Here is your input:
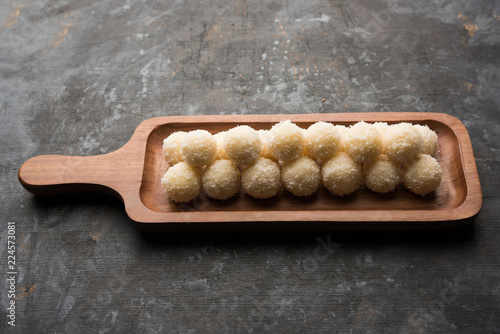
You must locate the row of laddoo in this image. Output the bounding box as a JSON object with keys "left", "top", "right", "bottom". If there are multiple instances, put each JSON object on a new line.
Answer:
{"left": 161, "top": 120, "right": 442, "bottom": 202}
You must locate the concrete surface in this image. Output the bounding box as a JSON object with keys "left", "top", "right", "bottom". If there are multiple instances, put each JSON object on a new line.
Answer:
{"left": 1, "top": 0, "right": 499, "bottom": 332}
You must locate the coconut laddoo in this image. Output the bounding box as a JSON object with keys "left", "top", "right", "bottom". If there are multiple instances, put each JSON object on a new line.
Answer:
{"left": 162, "top": 131, "right": 187, "bottom": 166}
{"left": 223, "top": 125, "right": 262, "bottom": 165}
{"left": 213, "top": 131, "right": 229, "bottom": 160}
{"left": 334, "top": 125, "right": 349, "bottom": 152}
{"left": 372, "top": 122, "right": 390, "bottom": 137}
{"left": 413, "top": 124, "right": 438, "bottom": 156}
{"left": 258, "top": 130, "right": 279, "bottom": 162}
{"left": 161, "top": 162, "right": 201, "bottom": 203}
{"left": 281, "top": 155, "right": 321, "bottom": 196}
{"left": 363, "top": 154, "right": 401, "bottom": 193}
{"left": 344, "top": 121, "right": 383, "bottom": 164}
{"left": 403, "top": 154, "right": 442, "bottom": 196}
{"left": 268, "top": 120, "right": 304, "bottom": 162}
{"left": 202, "top": 159, "right": 240, "bottom": 200}
{"left": 304, "top": 121, "right": 342, "bottom": 163}
{"left": 241, "top": 157, "right": 281, "bottom": 199}
{"left": 384, "top": 123, "right": 424, "bottom": 163}
{"left": 321, "top": 152, "right": 363, "bottom": 196}
{"left": 181, "top": 130, "right": 217, "bottom": 167}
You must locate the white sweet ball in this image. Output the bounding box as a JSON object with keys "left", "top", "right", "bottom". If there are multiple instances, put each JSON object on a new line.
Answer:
{"left": 363, "top": 154, "right": 401, "bottom": 193}
{"left": 162, "top": 131, "right": 187, "bottom": 166}
{"left": 372, "top": 122, "right": 390, "bottom": 137}
{"left": 213, "top": 131, "right": 229, "bottom": 160}
{"left": 161, "top": 162, "right": 201, "bottom": 203}
{"left": 223, "top": 125, "right": 262, "bottom": 165}
{"left": 258, "top": 130, "right": 279, "bottom": 162}
{"left": 241, "top": 157, "right": 281, "bottom": 199}
{"left": 268, "top": 120, "right": 304, "bottom": 162}
{"left": 413, "top": 124, "right": 438, "bottom": 156}
{"left": 384, "top": 123, "right": 424, "bottom": 163}
{"left": 281, "top": 155, "right": 321, "bottom": 196}
{"left": 202, "top": 159, "right": 240, "bottom": 200}
{"left": 403, "top": 154, "right": 442, "bottom": 196}
{"left": 304, "top": 122, "right": 342, "bottom": 163}
{"left": 181, "top": 130, "right": 217, "bottom": 167}
{"left": 334, "top": 125, "right": 349, "bottom": 152}
{"left": 321, "top": 152, "right": 363, "bottom": 196}
{"left": 344, "top": 121, "right": 383, "bottom": 164}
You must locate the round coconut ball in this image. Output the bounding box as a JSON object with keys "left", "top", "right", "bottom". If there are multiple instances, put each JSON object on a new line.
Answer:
{"left": 241, "top": 157, "right": 281, "bottom": 199}
{"left": 334, "top": 125, "right": 349, "bottom": 152}
{"left": 413, "top": 124, "right": 438, "bottom": 156}
{"left": 403, "top": 154, "right": 442, "bottom": 196}
{"left": 282, "top": 155, "right": 321, "bottom": 196}
{"left": 202, "top": 159, "right": 240, "bottom": 200}
{"left": 372, "top": 122, "right": 390, "bottom": 136}
{"left": 344, "top": 121, "right": 383, "bottom": 164}
{"left": 223, "top": 125, "right": 262, "bottom": 165}
{"left": 304, "top": 122, "right": 342, "bottom": 162}
{"left": 181, "top": 130, "right": 217, "bottom": 167}
{"left": 321, "top": 152, "right": 363, "bottom": 196}
{"left": 163, "top": 131, "right": 187, "bottom": 166}
{"left": 161, "top": 162, "right": 201, "bottom": 203}
{"left": 213, "top": 131, "right": 229, "bottom": 160}
{"left": 363, "top": 154, "right": 401, "bottom": 193}
{"left": 268, "top": 120, "right": 304, "bottom": 162}
{"left": 258, "top": 130, "right": 279, "bottom": 162}
{"left": 384, "top": 123, "right": 424, "bottom": 163}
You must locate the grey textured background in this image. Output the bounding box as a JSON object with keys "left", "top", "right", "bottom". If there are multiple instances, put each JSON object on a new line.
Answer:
{"left": 1, "top": 0, "right": 500, "bottom": 332}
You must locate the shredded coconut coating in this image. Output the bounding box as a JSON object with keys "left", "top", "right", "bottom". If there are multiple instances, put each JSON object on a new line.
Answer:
{"left": 372, "top": 122, "right": 389, "bottom": 135}
{"left": 321, "top": 152, "right": 363, "bottom": 196}
{"left": 413, "top": 124, "right": 438, "bottom": 156}
{"left": 202, "top": 159, "right": 240, "bottom": 200}
{"left": 162, "top": 131, "right": 186, "bottom": 166}
{"left": 268, "top": 120, "right": 304, "bottom": 162}
{"left": 384, "top": 122, "right": 424, "bottom": 163}
{"left": 160, "top": 121, "right": 442, "bottom": 202}
{"left": 334, "top": 125, "right": 349, "bottom": 152}
{"left": 403, "top": 154, "right": 442, "bottom": 196}
{"left": 344, "top": 121, "right": 383, "bottom": 164}
{"left": 181, "top": 130, "right": 217, "bottom": 167}
{"left": 241, "top": 157, "right": 281, "bottom": 199}
{"left": 304, "top": 121, "right": 342, "bottom": 163}
{"left": 282, "top": 155, "right": 321, "bottom": 196}
{"left": 363, "top": 154, "right": 401, "bottom": 193}
{"left": 258, "top": 130, "right": 279, "bottom": 162}
{"left": 223, "top": 125, "right": 263, "bottom": 165}
{"left": 161, "top": 162, "right": 201, "bottom": 203}
{"left": 213, "top": 131, "right": 229, "bottom": 160}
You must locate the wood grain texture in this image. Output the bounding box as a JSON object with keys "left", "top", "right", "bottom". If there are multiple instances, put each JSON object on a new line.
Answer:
{"left": 3, "top": 0, "right": 500, "bottom": 332}
{"left": 18, "top": 112, "right": 482, "bottom": 231}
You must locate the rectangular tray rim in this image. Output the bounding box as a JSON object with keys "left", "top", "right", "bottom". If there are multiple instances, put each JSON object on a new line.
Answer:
{"left": 128, "top": 112, "right": 482, "bottom": 229}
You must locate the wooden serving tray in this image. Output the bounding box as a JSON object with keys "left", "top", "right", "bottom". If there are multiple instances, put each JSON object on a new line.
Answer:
{"left": 18, "top": 113, "right": 482, "bottom": 232}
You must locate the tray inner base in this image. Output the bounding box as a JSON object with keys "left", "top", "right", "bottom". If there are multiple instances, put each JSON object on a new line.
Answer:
{"left": 140, "top": 120, "right": 467, "bottom": 214}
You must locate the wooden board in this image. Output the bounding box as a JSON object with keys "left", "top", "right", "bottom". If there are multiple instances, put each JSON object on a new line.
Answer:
{"left": 18, "top": 113, "right": 482, "bottom": 232}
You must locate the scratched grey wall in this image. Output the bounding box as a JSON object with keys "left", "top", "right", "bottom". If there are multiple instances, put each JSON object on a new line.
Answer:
{"left": 1, "top": 0, "right": 500, "bottom": 333}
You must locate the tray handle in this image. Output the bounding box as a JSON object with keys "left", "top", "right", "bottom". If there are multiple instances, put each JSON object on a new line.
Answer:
{"left": 18, "top": 154, "right": 125, "bottom": 198}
